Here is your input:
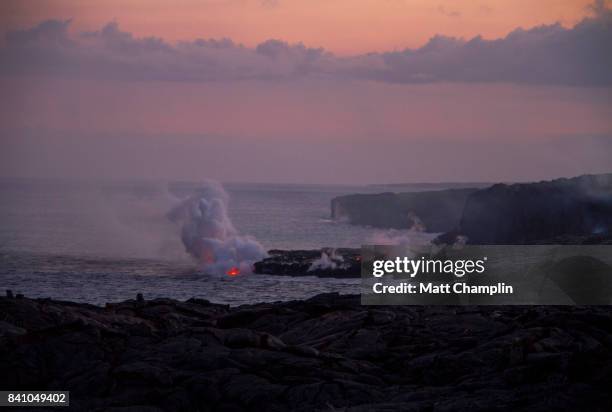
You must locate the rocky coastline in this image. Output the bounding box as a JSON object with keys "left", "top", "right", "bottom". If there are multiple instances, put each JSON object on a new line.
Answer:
{"left": 331, "top": 188, "right": 476, "bottom": 233}
{"left": 253, "top": 248, "right": 361, "bottom": 278}
{"left": 331, "top": 174, "right": 612, "bottom": 245}
{"left": 2, "top": 293, "right": 612, "bottom": 411}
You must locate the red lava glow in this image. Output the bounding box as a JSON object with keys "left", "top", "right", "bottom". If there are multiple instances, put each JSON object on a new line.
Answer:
{"left": 226, "top": 267, "right": 241, "bottom": 277}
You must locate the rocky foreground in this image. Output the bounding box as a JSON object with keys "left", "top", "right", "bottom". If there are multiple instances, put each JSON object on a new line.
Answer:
{"left": 1, "top": 294, "right": 612, "bottom": 411}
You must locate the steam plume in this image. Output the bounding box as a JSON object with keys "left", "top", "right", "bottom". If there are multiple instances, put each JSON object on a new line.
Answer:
{"left": 308, "top": 249, "right": 345, "bottom": 271}
{"left": 167, "top": 180, "right": 266, "bottom": 275}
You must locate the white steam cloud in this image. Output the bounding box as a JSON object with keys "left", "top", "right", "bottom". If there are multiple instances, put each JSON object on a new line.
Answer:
{"left": 308, "top": 249, "right": 345, "bottom": 271}
{"left": 167, "top": 180, "right": 267, "bottom": 275}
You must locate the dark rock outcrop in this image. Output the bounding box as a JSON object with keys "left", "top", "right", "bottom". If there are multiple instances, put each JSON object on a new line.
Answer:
{"left": 253, "top": 248, "right": 360, "bottom": 278}
{"left": 331, "top": 188, "right": 478, "bottom": 232}
{"left": 1, "top": 294, "right": 612, "bottom": 411}
{"left": 333, "top": 174, "right": 612, "bottom": 244}
{"left": 458, "top": 174, "right": 612, "bottom": 244}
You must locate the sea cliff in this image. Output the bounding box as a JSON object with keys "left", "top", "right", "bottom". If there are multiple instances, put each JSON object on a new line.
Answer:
{"left": 331, "top": 174, "right": 612, "bottom": 244}
{"left": 458, "top": 174, "right": 612, "bottom": 244}
{"left": 331, "top": 188, "right": 477, "bottom": 233}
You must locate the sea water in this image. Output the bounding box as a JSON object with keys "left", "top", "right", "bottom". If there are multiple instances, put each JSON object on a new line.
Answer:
{"left": 0, "top": 179, "right": 459, "bottom": 305}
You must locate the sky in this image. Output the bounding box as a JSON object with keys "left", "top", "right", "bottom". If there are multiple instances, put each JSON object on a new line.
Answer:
{"left": 0, "top": 0, "right": 611, "bottom": 184}
{"left": 0, "top": 0, "right": 600, "bottom": 54}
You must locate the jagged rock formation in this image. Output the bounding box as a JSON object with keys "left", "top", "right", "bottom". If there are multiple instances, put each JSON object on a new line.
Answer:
{"left": 253, "top": 248, "right": 360, "bottom": 278}
{"left": 332, "top": 174, "right": 612, "bottom": 244}
{"left": 458, "top": 174, "right": 612, "bottom": 244}
{"left": 1, "top": 294, "right": 611, "bottom": 411}
{"left": 331, "top": 188, "right": 478, "bottom": 232}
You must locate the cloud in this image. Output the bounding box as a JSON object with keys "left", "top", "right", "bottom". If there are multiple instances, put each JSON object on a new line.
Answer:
{"left": 1, "top": 20, "right": 334, "bottom": 82}
{"left": 371, "top": 6, "right": 612, "bottom": 86}
{"left": 1, "top": 2, "right": 610, "bottom": 86}
{"left": 589, "top": 0, "right": 609, "bottom": 16}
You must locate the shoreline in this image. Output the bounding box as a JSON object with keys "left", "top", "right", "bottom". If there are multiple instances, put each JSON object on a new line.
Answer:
{"left": 2, "top": 293, "right": 611, "bottom": 411}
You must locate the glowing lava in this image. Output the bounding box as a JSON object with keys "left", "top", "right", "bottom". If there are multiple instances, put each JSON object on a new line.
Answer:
{"left": 226, "top": 267, "right": 241, "bottom": 277}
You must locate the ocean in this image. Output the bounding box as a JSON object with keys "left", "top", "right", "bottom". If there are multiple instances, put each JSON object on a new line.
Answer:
{"left": 0, "top": 179, "right": 451, "bottom": 305}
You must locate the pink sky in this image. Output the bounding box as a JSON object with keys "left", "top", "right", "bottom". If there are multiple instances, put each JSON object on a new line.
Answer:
{"left": 0, "top": 1, "right": 610, "bottom": 183}
{"left": 0, "top": 0, "right": 597, "bottom": 54}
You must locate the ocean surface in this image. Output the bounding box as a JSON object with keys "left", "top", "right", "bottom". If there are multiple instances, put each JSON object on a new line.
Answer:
{"left": 0, "top": 179, "right": 461, "bottom": 305}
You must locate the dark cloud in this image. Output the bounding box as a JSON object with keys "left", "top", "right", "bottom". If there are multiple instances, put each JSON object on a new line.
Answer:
{"left": 372, "top": 6, "right": 612, "bottom": 86}
{"left": 1, "top": 20, "right": 333, "bottom": 81}
{"left": 5, "top": 19, "right": 73, "bottom": 46}
{"left": 1, "top": 3, "right": 610, "bottom": 86}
